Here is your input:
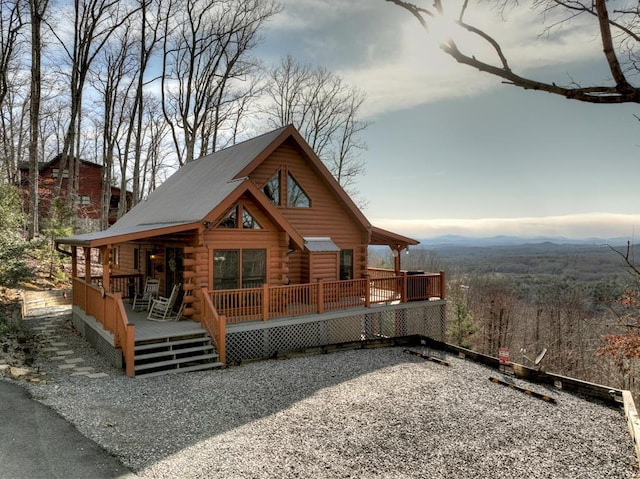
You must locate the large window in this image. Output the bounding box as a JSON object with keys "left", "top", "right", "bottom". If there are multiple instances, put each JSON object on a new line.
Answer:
{"left": 340, "top": 250, "right": 353, "bottom": 280}
{"left": 213, "top": 249, "right": 266, "bottom": 290}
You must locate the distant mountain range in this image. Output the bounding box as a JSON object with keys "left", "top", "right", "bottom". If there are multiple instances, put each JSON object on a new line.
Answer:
{"left": 416, "top": 235, "right": 633, "bottom": 248}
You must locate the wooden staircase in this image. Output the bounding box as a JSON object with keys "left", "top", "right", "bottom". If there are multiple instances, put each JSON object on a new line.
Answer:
{"left": 133, "top": 331, "right": 223, "bottom": 378}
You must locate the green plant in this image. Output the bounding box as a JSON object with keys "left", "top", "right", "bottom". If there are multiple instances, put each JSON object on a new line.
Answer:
{"left": 0, "top": 184, "right": 33, "bottom": 287}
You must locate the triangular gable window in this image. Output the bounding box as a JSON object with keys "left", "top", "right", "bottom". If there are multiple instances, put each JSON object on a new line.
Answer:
{"left": 287, "top": 172, "right": 310, "bottom": 208}
{"left": 217, "top": 204, "right": 262, "bottom": 230}
{"left": 218, "top": 207, "right": 237, "bottom": 228}
{"left": 242, "top": 209, "right": 262, "bottom": 229}
{"left": 263, "top": 171, "right": 280, "bottom": 206}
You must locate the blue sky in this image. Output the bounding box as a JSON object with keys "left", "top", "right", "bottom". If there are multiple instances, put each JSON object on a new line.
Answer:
{"left": 257, "top": 0, "right": 640, "bottom": 240}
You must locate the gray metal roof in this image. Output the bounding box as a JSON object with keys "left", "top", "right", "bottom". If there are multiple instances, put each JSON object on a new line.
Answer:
{"left": 58, "top": 126, "right": 288, "bottom": 245}
{"left": 112, "top": 126, "right": 288, "bottom": 231}
{"left": 304, "top": 237, "right": 340, "bottom": 252}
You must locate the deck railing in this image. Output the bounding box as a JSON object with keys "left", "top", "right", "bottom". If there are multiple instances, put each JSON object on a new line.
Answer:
{"left": 90, "top": 273, "right": 143, "bottom": 300}
{"left": 199, "top": 287, "right": 226, "bottom": 364}
{"left": 72, "top": 277, "right": 136, "bottom": 377}
{"left": 209, "top": 270, "right": 444, "bottom": 324}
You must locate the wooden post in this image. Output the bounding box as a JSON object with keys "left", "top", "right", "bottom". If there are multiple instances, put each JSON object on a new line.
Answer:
{"left": 262, "top": 283, "right": 269, "bottom": 321}
{"left": 218, "top": 315, "right": 226, "bottom": 364}
{"left": 318, "top": 280, "right": 324, "bottom": 314}
{"left": 394, "top": 249, "right": 401, "bottom": 275}
{"left": 102, "top": 246, "right": 111, "bottom": 293}
{"left": 83, "top": 247, "right": 91, "bottom": 283}
{"left": 401, "top": 273, "right": 407, "bottom": 303}
{"left": 439, "top": 271, "right": 446, "bottom": 299}
{"left": 365, "top": 276, "right": 370, "bottom": 308}
{"left": 125, "top": 324, "right": 135, "bottom": 378}
{"left": 71, "top": 247, "right": 78, "bottom": 279}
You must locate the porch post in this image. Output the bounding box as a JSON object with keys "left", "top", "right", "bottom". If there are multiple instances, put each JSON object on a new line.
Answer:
{"left": 439, "top": 271, "right": 446, "bottom": 300}
{"left": 393, "top": 247, "right": 401, "bottom": 275}
{"left": 71, "top": 247, "right": 78, "bottom": 278}
{"left": 83, "top": 247, "right": 91, "bottom": 283}
{"left": 102, "top": 246, "right": 112, "bottom": 293}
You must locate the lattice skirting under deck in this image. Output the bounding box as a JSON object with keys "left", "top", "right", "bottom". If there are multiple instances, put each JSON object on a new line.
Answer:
{"left": 225, "top": 300, "right": 446, "bottom": 364}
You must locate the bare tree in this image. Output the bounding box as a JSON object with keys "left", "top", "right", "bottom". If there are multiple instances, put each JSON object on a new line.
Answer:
{"left": 128, "top": 0, "right": 164, "bottom": 208}
{"left": 0, "top": 70, "right": 28, "bottom": 186}
{"left": 386, "top": 0, "right": 640, "bottom": 104}
{"left": 91, "top": 22, "right": 138, "bottom": 228}
{"left": 160, "top": 0, "right": 280, "bottom": 165}
{"left": 0, "top": 0, "right": 26, "bottom": 186}
{"left": 264, "top": 55, "right": 369, "bottom": 198}
{"left": 47, "top": 0, "right": 139, "bottom": 207}
{"left": 27, "top": 0, "right": 49, "bottom": 238}
{"left": 138, "top": 94, "right": 172, "bottom": 197}
{"left": 0, "top": 0, "right": 24, "bottom": 110}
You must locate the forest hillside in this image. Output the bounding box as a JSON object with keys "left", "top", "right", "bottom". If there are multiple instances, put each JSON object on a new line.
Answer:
{"left": 370, "top": 239, "right": 640, "bottom": 399}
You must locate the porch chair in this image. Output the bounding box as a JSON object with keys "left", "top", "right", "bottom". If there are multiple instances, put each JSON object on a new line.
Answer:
{"left": 131, "top": 278, "right": 160, "bottom": 311}
{"left": 147, "top": 283, "right": 182, "bottom": 322}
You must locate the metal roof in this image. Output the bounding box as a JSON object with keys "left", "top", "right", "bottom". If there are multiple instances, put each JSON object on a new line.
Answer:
{"left": 57, "top": 127, "right": 289, "bottom": 246}
{"left": 304, "top": 237, "right": 340, "bottom": 252}
{"left": 112, "top": 127, "right": 288, "bottom": 230}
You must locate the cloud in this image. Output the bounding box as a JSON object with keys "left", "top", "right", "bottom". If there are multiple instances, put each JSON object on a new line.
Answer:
{"left": 371, "top": 213, "right": 640, "bottom": 240}
{"left": 326, "top": 2, "right": 601, "bottom": 118}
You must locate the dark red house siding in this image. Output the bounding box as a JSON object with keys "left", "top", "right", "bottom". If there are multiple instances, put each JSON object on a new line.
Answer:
{"left": 20, "top": 157, "right": 130, "bottom": 226}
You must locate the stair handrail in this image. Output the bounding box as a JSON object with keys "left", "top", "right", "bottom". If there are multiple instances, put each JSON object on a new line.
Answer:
{"left": 199, "top": 287, "right": 226, "bottom": 364}
{"left": 112, "top": 292, "right": 136, "bottom": 377}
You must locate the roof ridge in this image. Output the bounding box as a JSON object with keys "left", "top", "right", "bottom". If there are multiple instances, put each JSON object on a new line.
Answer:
{"left": 197, "top": 125, "right": 290, "bottom": 159}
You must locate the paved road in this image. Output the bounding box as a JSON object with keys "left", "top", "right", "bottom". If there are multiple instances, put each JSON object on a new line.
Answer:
{"left": 0, "top": 379, "right": 134, "bottom": 479}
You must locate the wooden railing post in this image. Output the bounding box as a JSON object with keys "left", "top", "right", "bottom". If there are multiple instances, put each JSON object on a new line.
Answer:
{"left": 217, "top": 315, "right": 226, "bottom": 364}
{"left": 125, "top": 324, "right": 135, "bottom": 377}
{"left": 439, "top": 271, "right": 446, "bottom": 299}
{"left": 401, "top": 273, "right": 407, "bottom": 303}
{"left": 200, "top": 287, "right": 226, "bottom": 365}
{"left": 318, "top": 280, "right": 324, "bottom": 314}
{"left": 262, "top": 283, "right": 269, "bottom": 321}
{"left": 365, "top": 277, "right": 370, "bottom": 308}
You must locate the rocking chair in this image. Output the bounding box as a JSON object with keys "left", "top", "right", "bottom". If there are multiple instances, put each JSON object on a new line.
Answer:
{"left": 147, "top": 283, "right": 182, "bottom": 322}
{"left": 132, "top": 278, "right": 160, "bottom": 311}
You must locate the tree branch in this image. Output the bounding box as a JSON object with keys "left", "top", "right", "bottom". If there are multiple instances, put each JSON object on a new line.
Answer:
{"left": 387, "top": 0, "right": 640, "bottom": 104}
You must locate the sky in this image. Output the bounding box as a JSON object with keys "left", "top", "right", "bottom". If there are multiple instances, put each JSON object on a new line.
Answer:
{"left": 256, "top": 0, "right": 640, "bottom": 240}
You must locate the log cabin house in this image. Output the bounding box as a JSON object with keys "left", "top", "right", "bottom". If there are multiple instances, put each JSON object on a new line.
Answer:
{"left": 56, "top": 125, "right": 446, "bottom": 377}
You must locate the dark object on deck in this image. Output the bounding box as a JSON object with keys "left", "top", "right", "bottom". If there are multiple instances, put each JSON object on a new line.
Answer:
{"left": 489, "top": 376, "right": 557, "bottom": 404}
{"left": 404, "top": 348, "right": 450, "bottom": 367}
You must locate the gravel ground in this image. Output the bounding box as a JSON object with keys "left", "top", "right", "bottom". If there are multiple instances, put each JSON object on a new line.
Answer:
{"left": 19, "top": 313, "right": 639, "bottom": 478}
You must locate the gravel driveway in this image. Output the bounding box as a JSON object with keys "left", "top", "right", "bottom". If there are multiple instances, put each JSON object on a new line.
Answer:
{"left": 20, "top": 313, "right": 639, "bottom": 478}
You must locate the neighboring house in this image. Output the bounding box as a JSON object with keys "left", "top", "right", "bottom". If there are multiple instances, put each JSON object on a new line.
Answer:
{"left": 57, "top": 125, "right": 446, "bottom": 377}
{"left": 19, "top": 155, "right": 131, "bottom": 227}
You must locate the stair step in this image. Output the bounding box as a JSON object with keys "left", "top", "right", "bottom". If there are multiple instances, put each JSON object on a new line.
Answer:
{"left": 135, "top": 344, "right": 215, "bottom": 361}
{"left": 134, "top": 353, "right": 219, "bottom": 372}
{"left": 135, "top": 335, "right": 210, "bottom": 352}
{"left": 136, "top": 361, "right": 224, "bottom": 378}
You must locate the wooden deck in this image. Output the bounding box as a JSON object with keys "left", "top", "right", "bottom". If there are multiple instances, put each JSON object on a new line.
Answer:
{"left": 122, "top": 301, "right": 208, "bottom": 342}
